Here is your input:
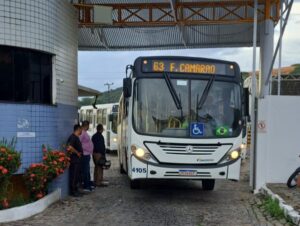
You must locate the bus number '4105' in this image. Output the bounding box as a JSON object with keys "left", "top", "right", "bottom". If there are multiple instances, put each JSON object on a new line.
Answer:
{"left": 132, "top": 168, "right": 146, "bottom": 173}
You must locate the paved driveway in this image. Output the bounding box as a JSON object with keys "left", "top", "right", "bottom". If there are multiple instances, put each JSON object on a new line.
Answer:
{"left": 3, "top": 154, "right": 273, "bottom": 226}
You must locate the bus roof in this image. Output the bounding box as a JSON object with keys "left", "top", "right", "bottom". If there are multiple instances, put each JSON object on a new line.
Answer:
{"left": 80, "top": 103, "right": 119, "bottom": 110}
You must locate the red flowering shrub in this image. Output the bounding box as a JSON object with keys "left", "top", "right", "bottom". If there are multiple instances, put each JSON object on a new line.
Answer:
{"left": 23, "top": 145, "right": 70, "bottom": 200}
{"left": 0, "top": 138, "right": 21, "bottom": 209}
{"left": 23, "top": 163, "right": 49, "bottom": 200}
{"left": 42, "top": 145, "right": 70, "bottom": 180}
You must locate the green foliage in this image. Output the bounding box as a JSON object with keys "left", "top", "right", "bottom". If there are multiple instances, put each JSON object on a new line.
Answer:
{"left": 0, "top": 138, "right": 21, "bottom": 209}
{"left": 263, "top": 196, "right": 284, "bottom": 219}
{"left": 9, "top": 194, "right": 30, "bottom": 208}
{"left": 79, "top": 87, "right": 122, "bottom": 107}
{"left": 42, "top": 145, "right": 70, "bottom": 180}
{"left": 291, "top": 64, "right": 300, "bottom": 75}
{"left": 0, "top": 144, "right": 21, "bottom": 176}
{"left": 0, "top": 137, "right": 17, "bottom": 151}
{"left": 23, "top": 163, "right": 49, "bottom": 200}
{"left": 241, "top": 72, "right": 250, "bottom": 80}
{"left": 78, "top": 97, "right": 94, "bottom": 106}
{"left": 23, "top": 145, "right": 71, "bottom": 200}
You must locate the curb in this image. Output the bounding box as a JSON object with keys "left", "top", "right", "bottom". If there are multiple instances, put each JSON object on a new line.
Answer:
{"left": 261, "top": 185, "right": 300, "bottom": 225}
{"left": 0, "top": 189, "right": 61, "bottom": 223}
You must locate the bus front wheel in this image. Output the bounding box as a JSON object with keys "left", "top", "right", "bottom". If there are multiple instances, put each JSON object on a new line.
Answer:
{"left": 130, "top": 180, "right": 141, "bottom": 189}
{"left": 202, "top": 179, "right": 215, "bottom": 190}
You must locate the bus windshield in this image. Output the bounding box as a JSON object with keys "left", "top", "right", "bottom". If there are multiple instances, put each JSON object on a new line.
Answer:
{"left": 133, "top": 78, "right": 242, "bottom": 138}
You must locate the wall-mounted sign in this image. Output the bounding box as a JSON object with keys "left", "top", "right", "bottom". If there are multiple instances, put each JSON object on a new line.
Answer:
{"left": 17, "top": 132, "right": 36, "bottom": 138}
{"left": 17, "top": 118, "right": 30, "bottom": 129}
{"left": 257, "top": 120, "right": 267, "bottom": 133}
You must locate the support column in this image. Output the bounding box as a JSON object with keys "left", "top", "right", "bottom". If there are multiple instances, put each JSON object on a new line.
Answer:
{"left": 259, "top": 19, "right": 274, "bottom": 97}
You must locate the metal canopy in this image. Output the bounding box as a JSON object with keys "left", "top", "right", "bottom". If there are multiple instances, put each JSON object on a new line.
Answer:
{"left": 73, "top": 0, "right": 280, "bottom": 51}
{"left": 78, "top": 85, "right": 101, "bottom": 96}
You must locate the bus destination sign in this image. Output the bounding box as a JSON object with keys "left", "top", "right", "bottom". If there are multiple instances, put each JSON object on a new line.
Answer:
{"left": 142, "top": 59, "right": 235, "bottom": 76}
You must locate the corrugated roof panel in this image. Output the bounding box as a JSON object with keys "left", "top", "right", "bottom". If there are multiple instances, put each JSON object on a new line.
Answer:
{"left": 79, "top": 24, "right": 258, "bottom": 51}
{"left": 104, "top": 26, "right": 182, "bottom": 47}
{"left": 75, "top": 0, "right": 268, "bottom": 51}
{"left": 80, "top": 0, "right": 167, "bottom": 4}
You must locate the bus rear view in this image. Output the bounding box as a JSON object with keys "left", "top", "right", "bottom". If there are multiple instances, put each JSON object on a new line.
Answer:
{"left": 118, "top": 56, "right": 245, "bottom": 190}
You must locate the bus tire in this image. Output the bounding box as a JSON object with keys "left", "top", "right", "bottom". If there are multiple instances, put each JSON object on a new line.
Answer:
{"left": 130, "top": 180, "right": 141, "bottom": 189}
{"left": 202, "top": 179, "right": 215, "bottom": 190}
{"left": 119, "top": 163, "right": 126, "bottom": 174}
{"left": 287, "top": 168, "right": 300, "bottom": 188}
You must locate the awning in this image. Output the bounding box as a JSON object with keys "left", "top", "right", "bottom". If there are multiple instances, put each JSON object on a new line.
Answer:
{"left": 78, "top": 85, "right": 101, "bottom": 97}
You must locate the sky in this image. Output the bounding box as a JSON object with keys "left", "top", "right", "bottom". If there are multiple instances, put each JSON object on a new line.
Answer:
{"left": 78, "top": 2, "right": 300, "bottom": 92}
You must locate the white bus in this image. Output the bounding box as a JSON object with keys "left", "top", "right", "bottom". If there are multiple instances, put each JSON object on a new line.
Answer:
{"left": 79, "top": 103, "right": 119, "bottom": 151}
{"left": 118, "top": 56, "right": 247, "bottom": 190}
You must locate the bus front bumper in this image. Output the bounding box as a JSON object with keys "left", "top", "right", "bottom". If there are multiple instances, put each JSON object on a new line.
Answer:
{"left": 130, "top": 156, "right": 241, "bottom": 181}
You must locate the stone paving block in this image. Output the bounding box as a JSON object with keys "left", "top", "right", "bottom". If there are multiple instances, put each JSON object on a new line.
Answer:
{"left": 0, "top": 156, "right": 283, "bottom": 226}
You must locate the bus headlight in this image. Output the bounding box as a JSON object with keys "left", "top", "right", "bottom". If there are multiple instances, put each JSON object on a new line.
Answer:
{"left": 220, "top": 148, "right": 241, "bottom": 163}
{"left": 135, "top": 148, "right": 145, "bottom": 157}
{"left": 131, "top": 145, "right": 152, "bottom": 161}
{"left": 230, "top": 150, "right": 240, "bottom": 160}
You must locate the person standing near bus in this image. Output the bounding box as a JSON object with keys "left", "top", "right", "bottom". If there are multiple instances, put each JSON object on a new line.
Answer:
{"left": 92, "top": 124, "right": 109, "bottom": 186}
{"left": 80, "top": 120, "right": 95, "bottom": 191}
{"left": 67, "top": 124, "right": 83, "bottom": 197}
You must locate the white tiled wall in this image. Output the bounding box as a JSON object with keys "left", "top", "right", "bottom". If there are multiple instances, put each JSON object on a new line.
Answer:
{"left": 0, "top": 0, "right": 78, "bottom": 106}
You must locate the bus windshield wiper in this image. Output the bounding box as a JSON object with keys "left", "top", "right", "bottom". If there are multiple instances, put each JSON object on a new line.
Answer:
{"left": 163, "top": 72, "right": 182, "bottom": 110}
{"left": 197, "top": 74, "right": 216, "bottom": 111}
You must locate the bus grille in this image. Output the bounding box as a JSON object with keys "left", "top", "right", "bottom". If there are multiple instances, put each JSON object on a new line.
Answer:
{"left": 144, "top": 142, "right": 232, "bottom": 164}
{"left": 158, "top": 144, "right": 218, "bottom": 155}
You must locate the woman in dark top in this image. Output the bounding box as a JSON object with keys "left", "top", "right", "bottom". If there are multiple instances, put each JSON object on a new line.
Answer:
{"left": 92, "top": 124, "right": 108, "bottom": 186}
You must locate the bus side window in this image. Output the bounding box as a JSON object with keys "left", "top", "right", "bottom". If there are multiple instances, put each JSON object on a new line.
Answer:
{"left": 97, "top": 109, "right": 102, "bottom": 124}
{"left": 93, "top": 114, "right": 96, "bottom": 128}
{"left": 102, "top": 109, "right": 107, "bottom": 125}
{"left": 79, "top": 110, "right": 84, "bottom": 123}
{"left": 86, "top": 110, "right": 91, "bottom": 122}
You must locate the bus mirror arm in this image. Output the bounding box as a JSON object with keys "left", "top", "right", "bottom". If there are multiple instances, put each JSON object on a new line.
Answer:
{"left": 125, "top": 65, "right": 134, "bottom": 78}
{"left": 92, "top": 95, "right": 98, "bottom": 109}
{"left": 243, "top": 88, "right": 250, "bottom": 120}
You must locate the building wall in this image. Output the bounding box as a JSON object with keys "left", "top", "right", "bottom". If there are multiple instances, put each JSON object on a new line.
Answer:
{"left": 0, "top": 0, "right": 78, "bottom": 105}
{"left": 0, "top": 103, "right": 77, "bottom": 171}
{"left": 0, "top": 0, "right": 78, "bottom": 198}
{"left": 255, "top": 96, "right": 300, "bottom": 190}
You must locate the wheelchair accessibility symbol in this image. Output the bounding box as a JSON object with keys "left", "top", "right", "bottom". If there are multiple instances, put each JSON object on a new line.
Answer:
{"left": 190, "top": 123, "right": 204, "bottom": 137}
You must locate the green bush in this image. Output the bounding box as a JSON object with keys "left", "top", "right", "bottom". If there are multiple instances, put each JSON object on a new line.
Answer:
{"left": 263, "top": 196, "right": 285, "bottom": 219}
{"left": 0, "top": 138, "right": 21, "bottom": 209}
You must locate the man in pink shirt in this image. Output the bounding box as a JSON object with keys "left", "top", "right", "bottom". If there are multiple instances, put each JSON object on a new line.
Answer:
{"left": 80, "top": 120, "right": 94, "bottom": 191}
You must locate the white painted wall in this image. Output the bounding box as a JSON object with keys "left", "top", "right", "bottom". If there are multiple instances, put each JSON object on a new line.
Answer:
{"left": 255, "top": 96, "right": 300, "bottom": 190}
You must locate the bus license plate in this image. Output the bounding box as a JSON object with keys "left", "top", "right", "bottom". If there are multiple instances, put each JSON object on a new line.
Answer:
{"left": 179, "top": 170, "right": 197, "bottom": 176}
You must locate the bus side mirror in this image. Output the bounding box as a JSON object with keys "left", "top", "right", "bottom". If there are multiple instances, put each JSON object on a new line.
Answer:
{"left": 123, "top": 78, "right": 132, "bottom": 98}
{"left": 243, "top": 88, "right": 250, "bottom": 121}
{"left": 109, "top": 114, "right": 113, "bottom": 122}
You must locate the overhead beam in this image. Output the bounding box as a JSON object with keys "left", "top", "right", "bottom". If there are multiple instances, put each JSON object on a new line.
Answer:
{"left": 169, "top": 0, "right": 187, "bottom": 47}
{"left": 73, "top": 1, "right": 280, "bottom": 27}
